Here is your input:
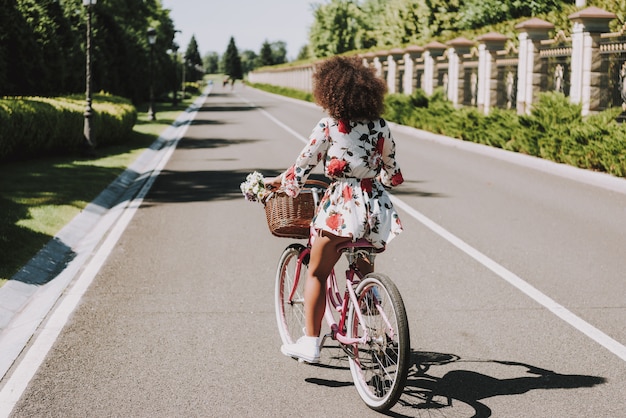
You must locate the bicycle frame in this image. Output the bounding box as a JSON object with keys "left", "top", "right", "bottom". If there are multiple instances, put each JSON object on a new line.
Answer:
{"left": 288, "top": 240, "right": 395, "bottom": 350}
{"left": 275, "top": 182, "right": 410, "bottom": 412}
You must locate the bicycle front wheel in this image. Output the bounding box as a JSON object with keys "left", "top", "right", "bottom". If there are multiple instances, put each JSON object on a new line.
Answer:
{"left": 275, "top": 244, "right": 308, "bottom": 345}
{"left": 347, "top": 273, "right": 410, "bottom": 412}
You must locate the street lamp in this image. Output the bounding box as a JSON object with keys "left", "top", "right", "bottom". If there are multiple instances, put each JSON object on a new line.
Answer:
{"left": 171, "top": 42, "right": 179, "bottom": 105}
{"left": 83, "top": 0, "right": 97, "bottom": 154}
{"left": 147, "top": 27, "right": 157, "bottom": 120}
{"left": 172, "top": 29, "right": 181, "bottom": 106}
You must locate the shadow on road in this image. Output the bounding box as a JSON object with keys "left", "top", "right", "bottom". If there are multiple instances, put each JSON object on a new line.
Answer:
{"left": 176, "top": 137, "right": 261, "bottom": 150}
{"left": 302, "top": 348, "right": 605, "bottom": 417}
{"left": 397, "top": 351, "right": 605, "bottom": 417}
{"left": 198, "top": 105, "right": 259, "bottom": 112}
{"left": 144, "top": 164, "right": 447, "bottom": 206}
{"left": 143, "top": 168, "right": 284, "bottom": 205}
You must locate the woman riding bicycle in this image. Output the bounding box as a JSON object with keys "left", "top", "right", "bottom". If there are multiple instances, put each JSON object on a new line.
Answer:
{"left": 264, "top": 55, "right": 404, "bottom": 363}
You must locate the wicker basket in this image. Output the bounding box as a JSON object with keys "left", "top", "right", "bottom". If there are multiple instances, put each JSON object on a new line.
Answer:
{"left": 264, "top": 190, "right": 316, "bottom": 238}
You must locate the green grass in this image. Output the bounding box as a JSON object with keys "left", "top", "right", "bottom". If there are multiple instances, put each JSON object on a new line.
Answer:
{"left": 248, "top": 82, "right": 314, "bottom": 103}
{"left": 0, "top": 96, "right": 199, "bottom": 285}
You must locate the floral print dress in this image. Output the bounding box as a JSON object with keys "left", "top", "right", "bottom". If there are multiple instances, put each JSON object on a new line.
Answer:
{"left": 281, "top": 117, "right": 404, "bottom": 249}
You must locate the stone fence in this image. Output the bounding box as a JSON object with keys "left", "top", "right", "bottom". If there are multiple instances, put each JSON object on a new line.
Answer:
{"left": 249, "top": 6, "right": 626, "bottom": 117}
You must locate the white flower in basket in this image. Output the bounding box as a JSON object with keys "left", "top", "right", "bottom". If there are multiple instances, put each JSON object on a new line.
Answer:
{"left": 240, "top": 171, "right": 266, "bottom": 202}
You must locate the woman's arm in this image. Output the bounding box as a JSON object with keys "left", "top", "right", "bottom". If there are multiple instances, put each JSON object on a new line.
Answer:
{"left": 378, "top": 124, "right": 404, "bottom": 188}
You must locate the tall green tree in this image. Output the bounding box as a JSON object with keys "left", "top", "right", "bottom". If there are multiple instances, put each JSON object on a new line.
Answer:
{"left": 296, "top": 44, "right": 311, "bottom": 61}
{"left": 0, "top": 0, "right": 178, "bottom": 102}
{"left": 271, "top": 41, "right": 287, "bottom": 65}
{"left": 0, "top": 0, "right": 73, "bottom": 96}
{"left": 367, "top": 0, "right": 430, "bottom": 47}
{"left": 423, "top": 0, "right": 462, "bottom": 35}
{"left": 309, "top": 0, "right": 361, "bottom": 58}
{"left": 222, "top": 37, "right": 243, "bottom": 80}
{"left": 184, "top": 35, "right": 204, "bottom": 81}
{"left": 258, "top": 40, "right": 274, "bottom": 66}
{"left": 240, "top": 50, "right": 258, "bottom": 74}
{"left": 203, "top": 51, "right": 220, "bottom": 74}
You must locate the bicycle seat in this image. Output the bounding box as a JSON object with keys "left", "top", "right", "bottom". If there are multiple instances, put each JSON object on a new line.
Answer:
{"left": 337, "top": 239, "right": 385, "bottom": 253}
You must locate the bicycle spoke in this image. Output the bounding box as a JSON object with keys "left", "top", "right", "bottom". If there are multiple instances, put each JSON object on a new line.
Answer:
{"left": 275, "top": 245, "right": 308, "bottom": 345}
{"left": 347, "top": 274, "right": 410, "bottom": 412}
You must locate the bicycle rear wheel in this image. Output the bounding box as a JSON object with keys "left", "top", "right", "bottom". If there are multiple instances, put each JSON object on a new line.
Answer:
{"left": 347, "top": 273, "right": 410, "bottom": 412}
{"left": 275, "top": 244, "right": 308, "bottom": 345}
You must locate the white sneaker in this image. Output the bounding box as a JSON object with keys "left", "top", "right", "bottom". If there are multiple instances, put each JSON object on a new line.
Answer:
{"left": 281, "top": 336, "right": 320, "bottom": 364}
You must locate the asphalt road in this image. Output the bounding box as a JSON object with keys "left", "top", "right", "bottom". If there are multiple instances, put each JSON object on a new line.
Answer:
{"left": 2, "top": 83, "right": 626, "bottom": 417}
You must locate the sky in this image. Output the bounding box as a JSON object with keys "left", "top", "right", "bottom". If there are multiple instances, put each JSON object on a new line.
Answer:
{"left": 161, "top": 0, "right": 316, "bottom": 60}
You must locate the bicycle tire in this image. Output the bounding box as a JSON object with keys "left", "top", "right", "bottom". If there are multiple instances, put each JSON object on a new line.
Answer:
{"left": 347, "top": 273, "right": 410, "bottom": 412}
{"left": 275, "top": 243, "right": 308, "bottom": 345}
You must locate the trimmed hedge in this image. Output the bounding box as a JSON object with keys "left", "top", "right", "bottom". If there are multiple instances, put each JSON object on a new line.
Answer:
{"left": 384, "top": 90, "right": 626, "bottom": 178}
{"left": 0, "top": 93, "right": 137, "bottom": 161}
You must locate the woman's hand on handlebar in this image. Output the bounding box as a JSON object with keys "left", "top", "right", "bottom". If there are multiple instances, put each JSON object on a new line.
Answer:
{"left": 264, "top": 175, "right": 282, "bottom": 190}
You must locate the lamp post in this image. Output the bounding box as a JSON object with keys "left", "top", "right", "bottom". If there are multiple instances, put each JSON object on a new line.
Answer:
{"left": 83, "top": 0, "right": 97, "bottom": 153}
{"left": 172, "top": 29, "right": 181, "bottom": 106}
{"left": 147, "top": 27, "right": 157, "bottom": 121}
{"left": 171, "top": 42, "right": 179, "bottom": 106}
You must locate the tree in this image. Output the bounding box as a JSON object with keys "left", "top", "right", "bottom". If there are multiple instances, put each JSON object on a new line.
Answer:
{"left": 296, "top": 44, "right": 311, "bottom": 61}
{"left": 369, "top": 0, "right": 430, "bottom": 47}
{"left": 271, "top": 41, "right": 287, "bottom": 65}
{"left": 457, "top": 0, "right": 563, "bottom": 30}
{"left": 258, "top": 40, "right": 274, "bottom": 66}
{"left": 423, "top": 0, "right": 462, "bottom": 35}
{"left": 309, "top": 0, "right": 361, "bottom": 58}
{"left": 203, "top": 51, "right": 220, "bottom": 74}
{"left": 222, "top": 36, "right": 243, "bottom": 80}
{"left": 184, "top": 35, "right": 204, "bottom": 81}
{"left": 0, "top": 0, "right": 178, "bottom": 102}
{"left": 240, "top": 50, "right": 258, "bottom": 74}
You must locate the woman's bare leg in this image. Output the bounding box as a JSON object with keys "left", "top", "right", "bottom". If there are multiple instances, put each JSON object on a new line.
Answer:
{"left": 305, "top": 231, "right": 351, "bottom": 337}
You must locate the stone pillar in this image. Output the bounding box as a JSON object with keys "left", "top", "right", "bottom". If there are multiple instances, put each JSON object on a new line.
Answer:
{"left": 476, "top": 32, "right": 508, "bottom": 114}
{"left": 373, "top": 55, "right": 383, "bottom": 79}
{"left": 403, "top": 45, "right": 424, "bottom": 95}
{"left": 569, "top": 7, "right": 616, "bottom": 115}
{"left": 422, "top": 51, "right": 434, "bottom": 95}
{"left": 386, "top": 54, "right": 397, "bottom": 93}
{"left": 402, "top": 52, "right": 413, "bottom": 95}
{"left": 423, "top": 41, "right": 447, "bottom": 95}
{"left": 362, "top": 52, "right": 375, "bottom": 70}
{"left": 446, "top": 37, "right": 475, "bottom": 106}
{"left": 376, "top": 51, "right": 390, "bottom": 88}
{"left": 515, "top": 18, "right": 555, "bottom": 114}
{"left": 389, "top": 48, "right": 405, "bottom": 94}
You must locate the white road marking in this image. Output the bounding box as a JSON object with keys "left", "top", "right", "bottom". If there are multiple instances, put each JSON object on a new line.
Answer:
{"left": 248, "top": 92, "right": 626, "bottom": 362}
{"left": 0, "top": 94, "right": 206, "bottom": 417}
{"left": 391, "top": 197, "right": 626, "bottom": 362}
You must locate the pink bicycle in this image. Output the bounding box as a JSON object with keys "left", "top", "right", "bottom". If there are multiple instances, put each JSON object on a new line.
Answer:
{"left": 266, "top": 180, "right": 410, "bottom": 412}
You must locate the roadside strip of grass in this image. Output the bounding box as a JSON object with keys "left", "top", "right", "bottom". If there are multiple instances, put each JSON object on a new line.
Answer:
{"left": 0, "top": 96, "right": 199, "bottom": 285}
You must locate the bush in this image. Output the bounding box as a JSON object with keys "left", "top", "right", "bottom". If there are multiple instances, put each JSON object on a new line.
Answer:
{"left": 459, "top": 107, "right": 519, "bottom": 148}
{"left": 251, "top": 82, "right": 626, "bottom": 178}
{"left": 519, "top": 92, "right": 582, "bottom": 161}
{"left": 0, "top": 94, "right": 137, "bottom": 161}
{"left": 409, "top": 89, "right": 429, "bottom": 108}
{"left": 382, "top": 89, "right": 626, "bottom": 178}
{"left": 384, "top": 94, "right": 414, "bottom": 125}
{"left": 183, "top": 81, "right": 202, "bottom": 95}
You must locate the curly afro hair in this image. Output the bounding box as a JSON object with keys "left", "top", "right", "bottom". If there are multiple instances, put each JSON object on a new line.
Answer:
{"left": 312, "top": 55, "right": 387, "bottom": 121}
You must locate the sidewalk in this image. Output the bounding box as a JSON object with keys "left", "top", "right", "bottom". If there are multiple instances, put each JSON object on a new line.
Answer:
{"left": 0, "top": 91, "right": 209, "bottom": 383}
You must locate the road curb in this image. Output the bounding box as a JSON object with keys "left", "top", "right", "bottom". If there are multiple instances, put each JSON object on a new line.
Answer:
{"left": 252, "top": 88, "right": 626, "bottom": 195}
{"left": 389, "top": 122, "right": 626, "bottom": 196}
{"left": 0, "top": 91, "right": 208, "bottom": 383}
